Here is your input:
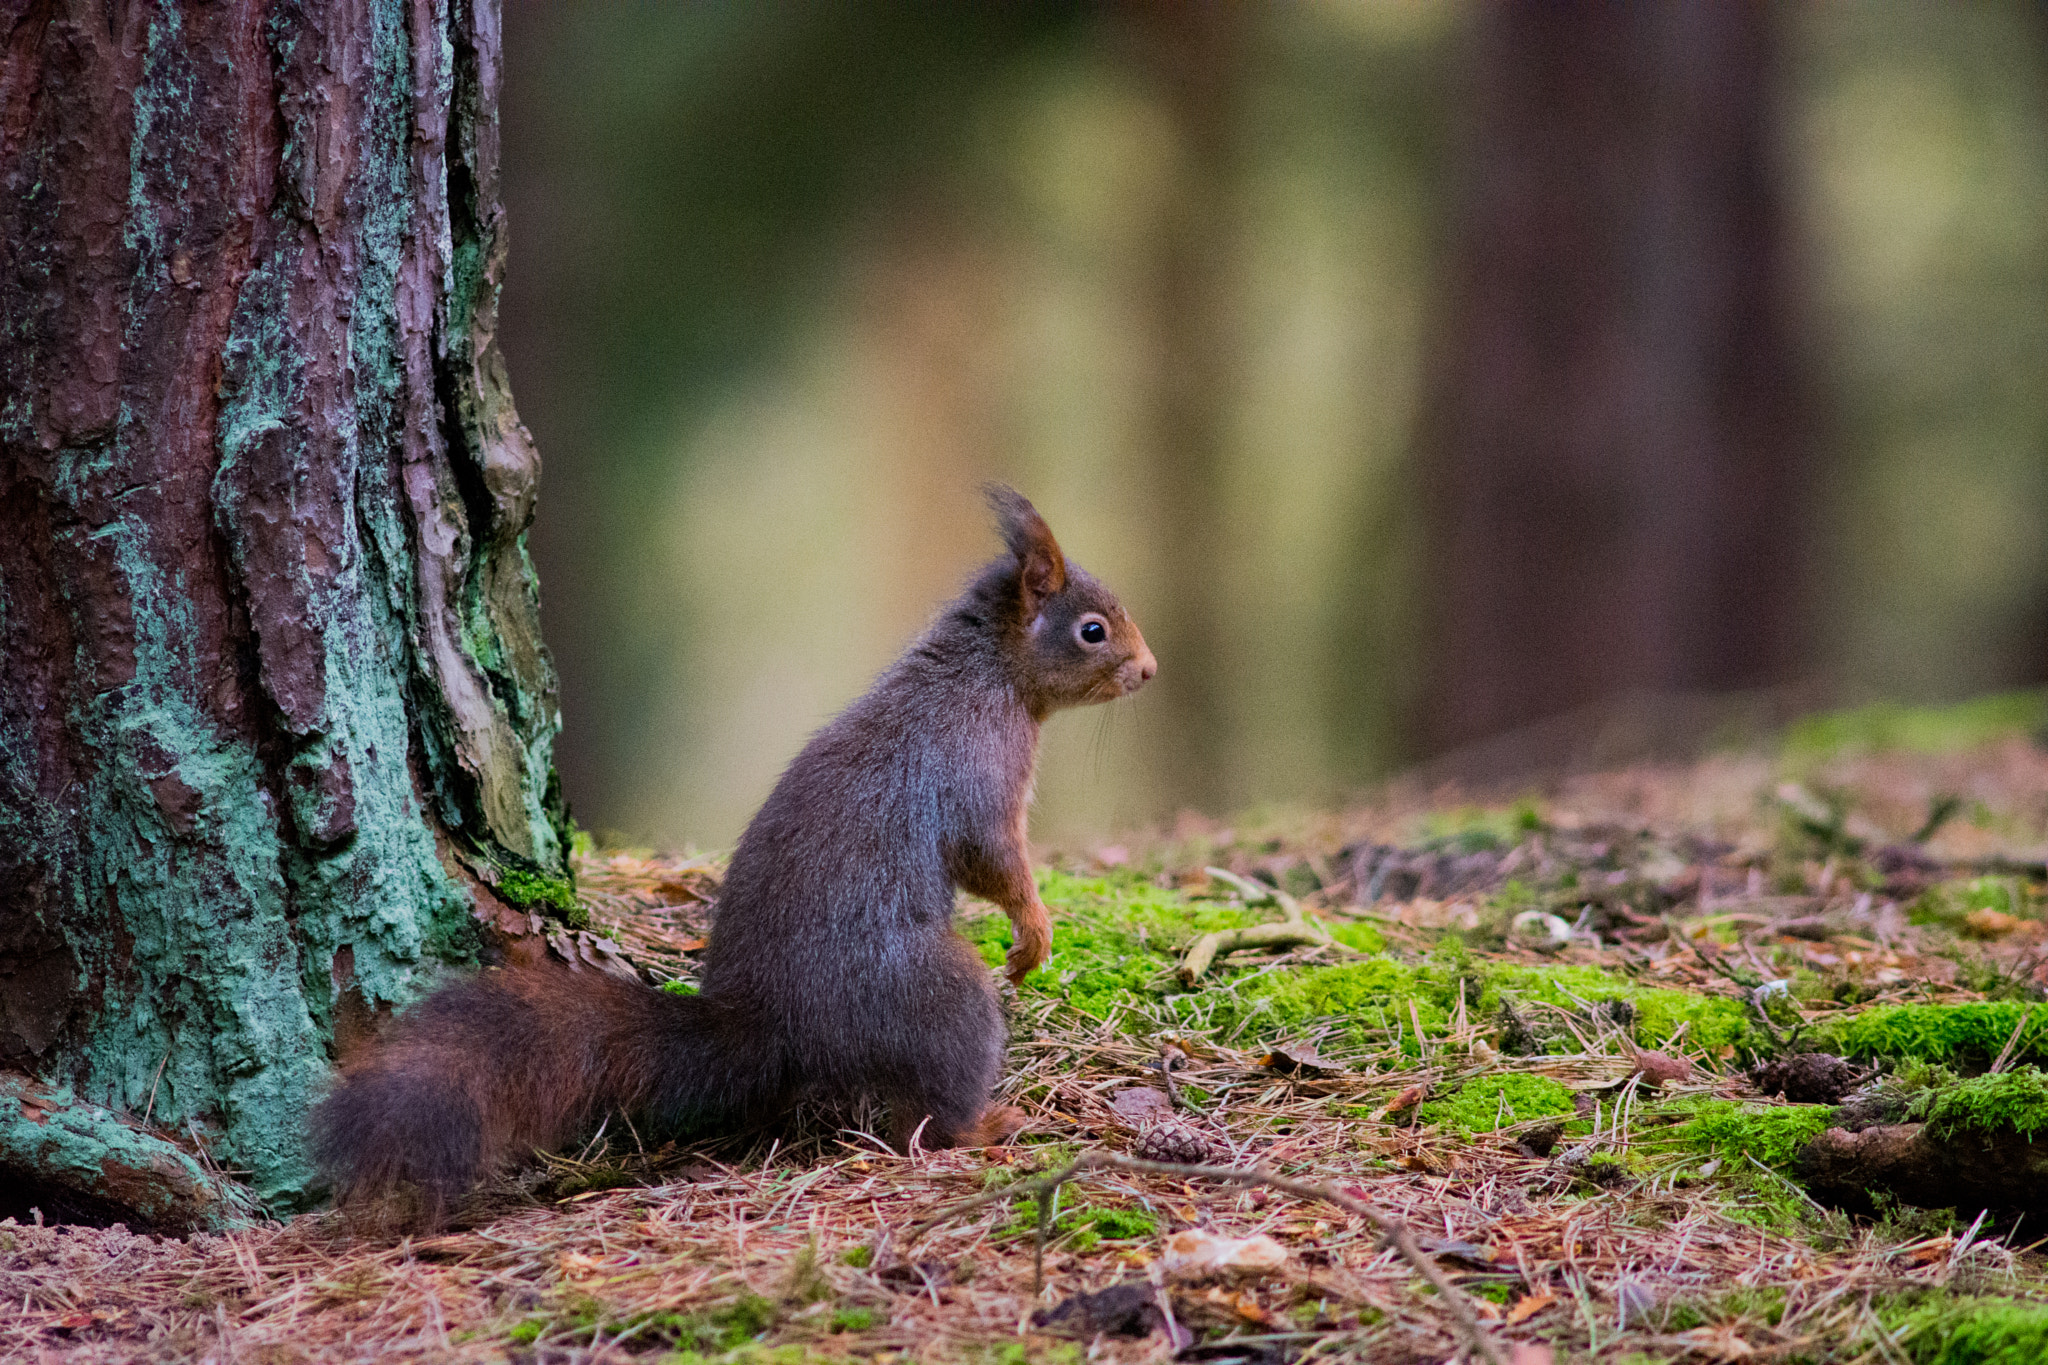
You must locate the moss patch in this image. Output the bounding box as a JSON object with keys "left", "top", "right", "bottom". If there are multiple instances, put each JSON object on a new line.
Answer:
{"left": 1236, "top": 958, "right": 1452, "bottom": 1051}
{"left": 1781, "top": 690, "right": 2048, "bottom": 760}
{"left": 1418, "top": 1074, "right": 1575, "bottom": 1135}
{"left": 1909, "top": 1067, "right": 2048, "bottom": 1140}
{"left": 1675, "top": 1101, "right": 1834, "bottom": 1168}
{"left": 496, "top": 866, "right": 586, "bottom": 926}
{"left": 966, "top": 875, "right": 1755, "bottom": 1058}
{"left": 1476, "top": 963, "right": 1756, "bottom": 1054}
{"left": 962, "top": 869, "right": 1281, "bottom": 1018}
{"left": 1883, "top": 1295, "right": 2048, "bottom": 1365}
{"left": 1815, "top": 1001, "right": 2048, "bottom": 1069}
{"left": 999, "top": 1200, "right": 1160, "bottom": 1252}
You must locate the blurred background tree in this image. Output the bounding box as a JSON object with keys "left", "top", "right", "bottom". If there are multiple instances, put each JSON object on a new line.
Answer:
{"left": 500, "top": 0, "right": 2048, "bottom": 851}
{"left": 1419, "top": 4, "right": 1814, "bottom": 760}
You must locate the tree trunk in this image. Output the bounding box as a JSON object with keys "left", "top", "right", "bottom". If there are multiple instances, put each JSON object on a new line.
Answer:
{"left": 0, "top": 0, "right": 570, "bottom": 1221}
{"left": 1119, "top": 0, "right": 1246, "bottom": 816}
{"left": 1417, "top": 2, "right": 1815, "bottom": 760}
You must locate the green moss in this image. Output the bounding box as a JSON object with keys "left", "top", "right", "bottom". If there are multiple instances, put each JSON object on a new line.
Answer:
{"left": 1083, "top": 1207, "right": 1160, "bottom": 1240}
{"left": 961, "top": 869, "right": 1759, "bottom": 1058}
{"left": 1329, "top": 921, "right": 1388, "bottom": 953}
{"left": 1910, "top": 878, "right": 2032, "bottom": 930}
{"left": 664, "top": 1348, "right": 821, "bottom": 1365}
{"left": 961, "top": 869, "right": 1284, "bottom": 1018}
{"left": 1418, "top": 1074, "right": 1576, "bottom": 1135}
{"left": 1412, "top": 802, "right": 1543, "bottom": 852}
{"left": 1782, "top": 690, "right": 2048, "bottom": 760}
{"left": 1239, "top": 959, "right": 1451, "bottom": 1050}
{"left": 1478, "top": 963, "right": 1756, "bottom": 1054}
{"left": 1674, "top": 1101, "right": 1834, "bottom": 1168}
{"left": 1816, "top": 1002, "right": 2048, "bottom": 1068}
{"left": 972, "top": 1345, "right": 1083, "bottom": 1365}
{"left": 838, "top": 1245, "right": 873, "bottom": 1269}
{"left": 998, "top": 1200, "right": 1160, "bottom": 1251}
{"left": 638, "top": 1293, "right": 780, "bottom": 1353}
{"left": 1883, "top": 1295, "right": 2048, "bottom": 1365}
{"left": 1908, "top": 1067, "right": 2048, "bottom": 1140}
{"left": 496, "top": 866, "right": 586, "bottom": 926}
{"left": 830, "top": 1307, "right": 879, "bottom": 1333}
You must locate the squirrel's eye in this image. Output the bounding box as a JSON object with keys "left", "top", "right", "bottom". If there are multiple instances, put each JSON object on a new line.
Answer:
{"left": 1079, "top": 619, "right": 1108, "bottom": 645}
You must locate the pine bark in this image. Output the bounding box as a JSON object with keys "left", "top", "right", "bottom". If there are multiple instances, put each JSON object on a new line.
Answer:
{"left": 0, "top": 0, "right": 569, "bottom": 1217}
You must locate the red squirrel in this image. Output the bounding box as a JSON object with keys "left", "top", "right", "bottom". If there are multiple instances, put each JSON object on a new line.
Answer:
{"left": 312, "top": 487, "right": 1155, "bottom": 1218}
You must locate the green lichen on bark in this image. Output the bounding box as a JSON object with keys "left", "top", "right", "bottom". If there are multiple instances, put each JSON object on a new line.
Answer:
{"left": 0, "top": 0, "right": 566, "bottom": 1213}
{"left": 0, "top": 1075, "right": 261, "bottom": 1235}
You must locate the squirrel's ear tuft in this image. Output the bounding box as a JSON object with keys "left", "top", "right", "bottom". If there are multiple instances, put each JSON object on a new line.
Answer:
{"left": 985, "top": 483, "right": 1067, "bottom": 611}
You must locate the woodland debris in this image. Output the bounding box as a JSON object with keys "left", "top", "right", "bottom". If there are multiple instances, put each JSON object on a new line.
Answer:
{"left": 1626, "top": 1048, "right": 1693, "bottom": 1088}
{"left": 0, "top": 1074, "right": 261, "bottom": 1236}
{"left": 1031, "top": 1281, "right": 1177, "bottom": 1340}
{"left": 1162, "top": 1230, "right": 1289, "bottom": 1279}
{"left": 1750, "top": 1052, "right": 1862, "bottom": 1104}
{"left": 1509, "top": 910, "right": 1574, "bottom": 950}
{"left": 1131, "top": 1117, "right": 1218, "bottom": 1165}
{"left": 1376, "top": 1083, "right": 1428, "bottom": 1120}
{"left": 1965, "top": 908, "right": 2025, "bottom": 938}
{"left": 898, "top": 1151, "right": 1511, "bottom": 1365}
{"left": 1178, "top": 867, "right": 1361, "bottom": 984}
{"left": 1261, "top": 1041, "right": 1341, "bottom": 1077}
{"left": 1108, "top": 1087, "right": 1174, "bottom": 1125}
{"left": 1797, "top": 1122, "right": 2048, "bottom": 1214}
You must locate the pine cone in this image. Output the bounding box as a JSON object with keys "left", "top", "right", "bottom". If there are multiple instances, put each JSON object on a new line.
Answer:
{"left": 1133, "top": 1118, "right": 1216, "bottom": 1165}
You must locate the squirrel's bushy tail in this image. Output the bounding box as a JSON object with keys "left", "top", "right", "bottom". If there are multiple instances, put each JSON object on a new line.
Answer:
{"left": 311, "top": 967, "right": 768, "bottom": 1222}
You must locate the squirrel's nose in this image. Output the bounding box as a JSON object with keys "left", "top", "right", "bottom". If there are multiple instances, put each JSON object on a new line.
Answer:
{"left": 1134, "top": 649, "right": 1157, "bottom": 685}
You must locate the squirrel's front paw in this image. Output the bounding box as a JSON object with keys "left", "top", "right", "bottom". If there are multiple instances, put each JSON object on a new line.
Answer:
{"left": 1004, "top": 905, "right": 1052, "bottom": 985}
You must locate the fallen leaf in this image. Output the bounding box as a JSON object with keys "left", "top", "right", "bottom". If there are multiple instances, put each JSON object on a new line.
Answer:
{"left": 1674, "top": 1325, "right": 1756, "bottom": 1359}
{"left": 1964, "top": 908, "right": 2021, "bottom": 939}
{"left": 1897, "top": 1236, "right": 1955, "bottom": 1267}
{"left": 1108, "top": 1087, "right": 1175, "bottom": 1125}
{"left": 1162, "top": 1230, "right": 1288, "bottom": 1279}
{"left": 1031, "top": 1282, "right": 1160, "bottom": 1338}
{"left": 1417, "top": 1237, "right": 1506, "bottom": 1271}
{"left": 1376, "top": 1083, "right": 1427, "bottom": 1119}
{"left": 1262, "top": 1042, "right": 1341, "bottom": 1077}
{"left": 1202, "top": 1286, "right": 1274, "bottom": 1324}
{"left": 1630, "top": 1049, "right": 1693, "bottom": 1086}
{"left": 1506, "top": 1288, "right": 1557, "bottom": 1324}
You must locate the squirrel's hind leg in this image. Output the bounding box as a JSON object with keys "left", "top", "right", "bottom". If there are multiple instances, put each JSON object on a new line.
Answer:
{"left": 873, "top": 933, "right": 1008, "bottom": 1152}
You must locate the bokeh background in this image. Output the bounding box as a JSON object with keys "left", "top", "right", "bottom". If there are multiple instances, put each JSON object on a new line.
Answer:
{"left": 497, "top": 1, "right": 2048, "bottom": 852}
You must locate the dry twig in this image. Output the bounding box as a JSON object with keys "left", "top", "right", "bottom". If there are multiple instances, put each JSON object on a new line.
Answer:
{"left": 1180, "top": 867, "right": 1360, "bottom": 984}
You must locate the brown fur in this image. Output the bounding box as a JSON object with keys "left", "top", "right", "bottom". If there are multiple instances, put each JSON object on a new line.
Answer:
{"left": 311, "top": 488, "right": 1153, "bottom": 1220}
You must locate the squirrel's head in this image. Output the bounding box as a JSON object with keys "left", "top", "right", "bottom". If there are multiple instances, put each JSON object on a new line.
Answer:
{"left": 985, "top": 485, "right": 1156, "bottom": 716}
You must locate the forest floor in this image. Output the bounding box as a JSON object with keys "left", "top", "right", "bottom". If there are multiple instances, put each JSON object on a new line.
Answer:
{"left": 10, "top": 697, "right": 2048, "bottom": 1364}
